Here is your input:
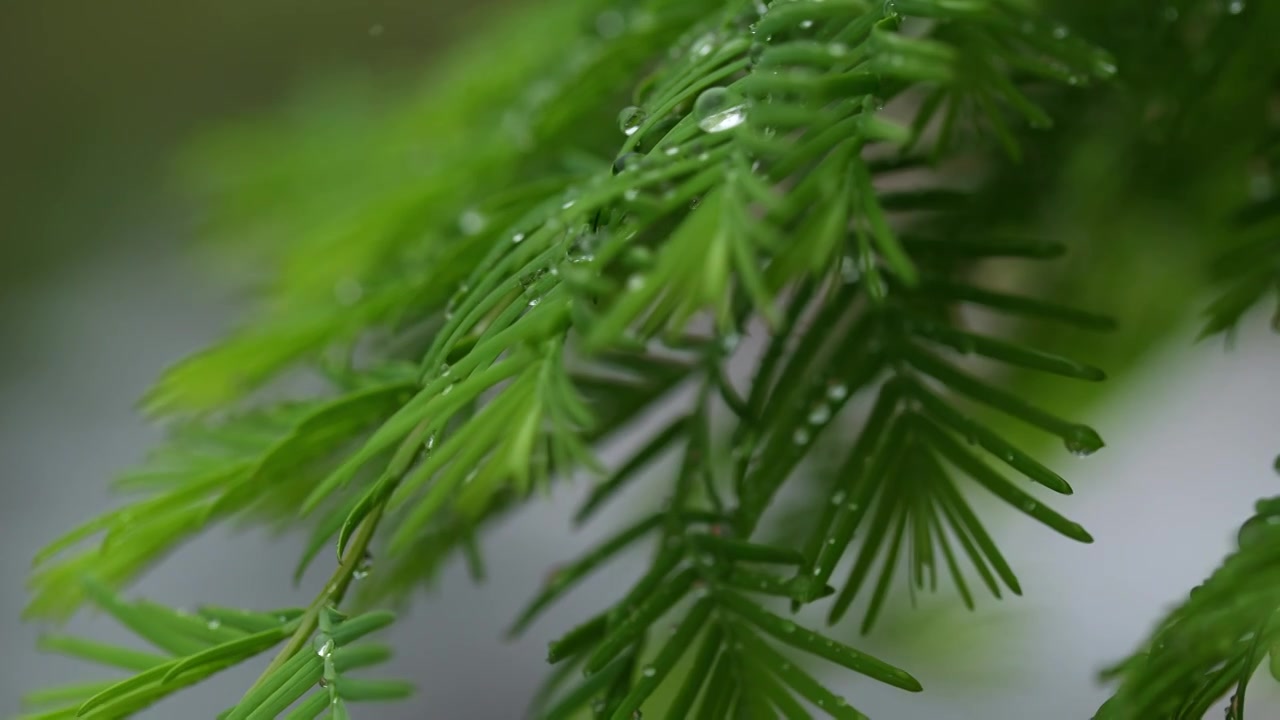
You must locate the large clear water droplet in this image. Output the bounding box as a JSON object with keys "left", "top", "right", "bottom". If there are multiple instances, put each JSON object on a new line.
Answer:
{"left": 1063, "top": 426, "right": 1104, "bottom": 456}
{"left": 618, "top": 106, "right": 646, "bottom": 136}
{"left": 314, "top": 636, "right": 334, "bottom": 658}
{"left": 694, "top": 87, "right": 748, "bottom": 133}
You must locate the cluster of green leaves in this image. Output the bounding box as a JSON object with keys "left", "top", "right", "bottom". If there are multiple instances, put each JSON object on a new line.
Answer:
{"left": 22, "top": 580, "right": 408, "bottom": 720}
{"left": 21, "top": 0, "right": 1141, "bottom": 717}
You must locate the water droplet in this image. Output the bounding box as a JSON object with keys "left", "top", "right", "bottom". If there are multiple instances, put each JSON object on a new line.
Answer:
{"left": 1239, "top": 516, "right": 1268, "bottom": 549}
{"left": 781, "top": 620, "right": 797, "bottom": 633}
{"left": 812, "top": 566, "right": 822, "bottom": 576}
{"left": 561, "top": 199, "right": 576, "bottom": 210}
{"left": 314, "top": 636, "right": 334, "bottom": 658}
{"left": 799, "top": 19, "right": 814, "bottom": 30}
{"left": 354, "top": 550, "right": 373, "bottom": 580}
{"left": 691, "top": 32, "right": 717, "bottom": 57}
{"left": 595, "top": 10, "right": 626, "bottom": 38}
{"left": 618, "top": 106, "right": 646, "bottom": 136}
{"left": 1064, "top": 426, "right": 1104, "bottom": 456}
{"left": 807, "top": 405, "right": 831, "bottom": 425}
{"left": 835, "top": 697, "right": 848, "bottom": 708}
{"left": 442, "top": 383, "right": 454, "bottom": 395}
{"left": 528, "top": 296, "right": 542, "bottom": 307}
{"left": 1021, "top": 500, "right": 1038, "bottom": 512}
{"left": 511, "top": 232, "right": 526, "bottom": 245}
{"left": 642, "top": 665, "right": 657, "bottom": 677}
{"left": 1051, "top": 24, "right": 1069, "bottom": 39}
{"left": 792, "top": 428, "right": 811, "bottom": 445}
{"left": 828, "top": 42, "right": 848, "bottom": 57}
{"left": 1227, "top": 0, "right": 1245, "bottom": 14}
{"left": 459, "top": 208, "right": 487, "bottom": 235}
{"left": 333, "top": 277, "right": 363, "bottom": 306}
{"left": 613, "top": 153, "right": 643, "bottom": 175}
{"left": 694, "top": 87, "right": 748, "bottom": 133}
{"left": 826, "top": 383, "right": 848, "bottom": 402}
{"left": 206, "top": 619, "right": 221, "bottom": 630}
{"left": 831, "top": 490, "right": 847, "bottom": 505}
{"left": 627, "top": 274, "right": 645, "bottom": 291}
{"left": 689, "top": 196, "right": 702, "bottom": 210}
{"left": 721, "top": 333, "right": 741, "bottom": 352}
{"left": 632, "top": 711, "right": 643, "bottom": 720}
{"left": 623, "top": 188, "right": 640, "bottom": 202}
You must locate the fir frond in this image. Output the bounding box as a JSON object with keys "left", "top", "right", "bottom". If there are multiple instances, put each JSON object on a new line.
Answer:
{"left": 23, "top": 0, "right": 1148, "bottom": 716}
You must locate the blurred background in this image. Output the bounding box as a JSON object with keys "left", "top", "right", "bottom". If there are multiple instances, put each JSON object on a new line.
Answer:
{"left": 2, "top": 1, "right": 1279, "bottom": 718}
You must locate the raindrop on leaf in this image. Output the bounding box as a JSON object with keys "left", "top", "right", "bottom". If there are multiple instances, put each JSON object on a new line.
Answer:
{"left": 354, "top": 550, "right": 373, "bottom": 580}
{"left": 613, "top": 152, "right": 642, "bottom": 174}
{"left": 618, "top": 106, "right": 646, "bottom": 136}
{"left": 1063, "top": 426, "right": 1104, "bottom": 457}
{"left": 459, "top": 208, "right": 487, "bottom": 235}
{"left": 314, "top": 636, "right": 334, "bottom": 658}
{"left": 694, "top": 87, "right": 748, "bottom": 133}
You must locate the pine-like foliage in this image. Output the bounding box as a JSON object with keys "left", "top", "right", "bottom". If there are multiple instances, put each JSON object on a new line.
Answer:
{"left": 18, "top": 0, "right": 1280, "bottom": 718}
